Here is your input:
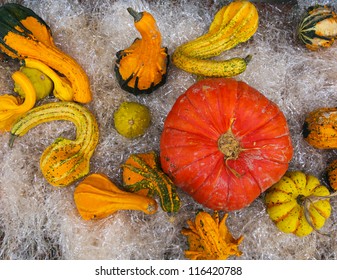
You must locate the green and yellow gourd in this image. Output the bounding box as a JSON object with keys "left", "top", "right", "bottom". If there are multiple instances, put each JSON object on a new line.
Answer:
{"left": 0, "top": 3, "right": 92, "bottom": 103}
{"left": 10, "top": 102, "right": 99, "bottom": 187}
{"left": 122, "top": 151, "right": 180, "bottom": 213}
{"left": 298, "top": 5, "right": 337, "bottom": 51}
{"left": 172, "top": 0, "right": 258, "bottom": 77}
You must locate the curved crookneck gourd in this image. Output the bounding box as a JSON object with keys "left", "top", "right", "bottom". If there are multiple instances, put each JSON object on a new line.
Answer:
{"left": 0, "top": 71, "right": 37, "bottom": 132}
{"left": 172, "top": 0, "right": 258, "bottom": 77}
{"left": 115, "top": 8, "right": 169, "bottom": 95}
{"left": 9, "top": 102, "right": 99, "bottom": 187}
{"left": 0, "top": 3, "right": 92, "bottom": 103}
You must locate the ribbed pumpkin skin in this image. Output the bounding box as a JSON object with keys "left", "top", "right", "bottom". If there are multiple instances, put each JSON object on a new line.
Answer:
{"left": 160, "top": 78, "right": 293, "bottom": 211}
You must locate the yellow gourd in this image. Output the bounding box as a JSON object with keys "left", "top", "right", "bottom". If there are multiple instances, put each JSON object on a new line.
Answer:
{"left": 265, "top": 171, "right": 332, "bottom": 237}
{"left": 172, "top": 0, "right": 258, "bottom": 77}
{"left": 10, "top": 101, "right": 99, "bottom": 187}
{"left": 74, "top": 173, "right": 158, "bottom": 220}
{"left": 0, "top": 71, "right": 36, "bottom": 132}
{"left": 0, "top": 3, "right": 92, "bottom": 103}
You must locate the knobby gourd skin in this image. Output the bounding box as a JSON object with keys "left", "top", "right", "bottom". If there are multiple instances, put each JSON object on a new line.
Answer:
{"left": 181, "top": 211, "right": 243, "bottom": 260}
{"left": 0, "top": 71, "right": 36, "bottom": 132}
{"left": 298, "top": 5, "right": 337, "bottom": 51}
{"left": 265, "top": 171, "right": 331, "bottom": 237}
{"left": 172, "top": 0, "right": 258, "bottom": 77}
{"left": 302, "top": 107, "right": 337, "bottom": 149}
{"left": 0, "top": 3, "right": 92, "bottom": 103}
{"left": 160, "top": 78, "right": 293, "bottom": 211}
{"left": 74, "top": 173, "right": 158, "bottom": 220}
{"left": 326, "top": 159, "right": 337, "bottom": 191}
{"left": 9, "top": 101, "right": 99, "bottom": 187}
{"left": 114, "top": 8, "right": 169, "bottom": 95}
{"left": 122, "top": 151, "right": 180, "bottom": 213}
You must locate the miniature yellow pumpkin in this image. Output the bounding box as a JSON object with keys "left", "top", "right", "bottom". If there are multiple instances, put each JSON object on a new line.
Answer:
{"left": 265, "top": 171, "right": 332, "bottom": 237}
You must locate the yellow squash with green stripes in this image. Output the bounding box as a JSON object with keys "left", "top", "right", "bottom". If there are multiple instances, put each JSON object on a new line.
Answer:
{"left": 172, "top": 0, "right": 258, "bottom": 77}
{"left": 9, "top": 101, "right": 99, "bottom": 187}
{"left": 122, "top": 151, "right": 180, "bottom": 213}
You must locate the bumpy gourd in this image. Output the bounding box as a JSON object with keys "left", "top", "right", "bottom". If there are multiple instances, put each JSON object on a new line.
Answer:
{"left": 0, "top": 3, "right": 92, "bottom": 103}
{"left": 172, "top": 0, "right": 258, "bottom": 77}
{"left": 181, "top": 211, "right": 243, "bottom": 260}
{"left": 265, "top": 171, "right": 331, "bottom": 237}
{"left": 0, "top": 71, "right": 36, "bottom": 132}
{"left": 10, "top": 101, "right": 99, "bottom": 187}
{"left": 74, "top": 173, "right": 158, "bottom": 220}
{"left": 122, "top": 151, "right": 180, "bottom": 213}
{"left": 114, "top": 8, "right": 169, "bottom": 95}
{"left": 326, "top": 159, "right": 337, "bottom": 191}
{"left": 298, "top": 5, "right": 337, "bottom": 51}
{"left": 302, "top": 107, "right": 337, "bottom": 149}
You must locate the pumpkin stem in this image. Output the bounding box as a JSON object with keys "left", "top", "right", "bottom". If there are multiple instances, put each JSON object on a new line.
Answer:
{"left": 127, "top": 7, "right": 142, "bottom": 22}
{"left": 218, "top": 121, "right": 242, "bottom": 178}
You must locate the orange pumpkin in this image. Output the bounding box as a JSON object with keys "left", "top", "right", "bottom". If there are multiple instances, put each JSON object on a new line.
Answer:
{"left": 160, "top": 78, "right": 293, "bottom": 211}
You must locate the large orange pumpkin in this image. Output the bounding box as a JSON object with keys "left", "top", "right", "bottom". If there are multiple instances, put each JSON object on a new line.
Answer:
{"left": 160, "top": 78, "right": 293, "bottom": 211}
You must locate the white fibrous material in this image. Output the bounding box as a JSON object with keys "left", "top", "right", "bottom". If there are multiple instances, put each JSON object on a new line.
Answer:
{"left": 0, "top": 0, "right": 337, "bottom": 259}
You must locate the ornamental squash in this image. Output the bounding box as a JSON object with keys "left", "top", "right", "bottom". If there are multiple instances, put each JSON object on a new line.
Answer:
{"left": 172, "top": 0, "right": 258, "bottom": 77}
{"left": 74, "top": 173, "right": 158, "bottom": 220}
{"left": 326, "top": 159, "right": 337, "bottom": 191}
{"left": 10, "top": 101, "right": 99, "bottom": 187}
{"left": 160, "top": 78, "right": 293, "bottom": 211}
{"left": 114, "top": 8, "right": 169, "bottom": 95}
{"left": 298, "top": 5, "right": 337, "bottom": 51}
{"left": 122, "top": 151, "right": 180, "bottom": 213}
{"left": 302, "top": 107, "right": 337, "bottom": 149}
{"left": 0, "top": 71, "right": 36, "bottom": 132}
{"left": 0, "top": 3, "right": 91, "bottom": 103}
{"left": 181, "top": 211, "right": 243, "bottom": 260}
{"left": 265, "top": 171, "right": 332, "bottom": 237}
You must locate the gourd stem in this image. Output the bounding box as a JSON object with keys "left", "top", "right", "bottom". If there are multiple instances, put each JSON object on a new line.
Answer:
{"left": 127, "top": 7, "right": 142, "bottom": 22}
{"left": 299, "top": 192, "right": 337, "bottom": 237}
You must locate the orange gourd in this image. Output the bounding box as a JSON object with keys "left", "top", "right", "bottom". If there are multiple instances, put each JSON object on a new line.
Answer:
{"left": 74, "top": 173, "right": 158, "bottom": 220}
{"left": 114, "top": 8, "right": 169, "bottom": 95}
